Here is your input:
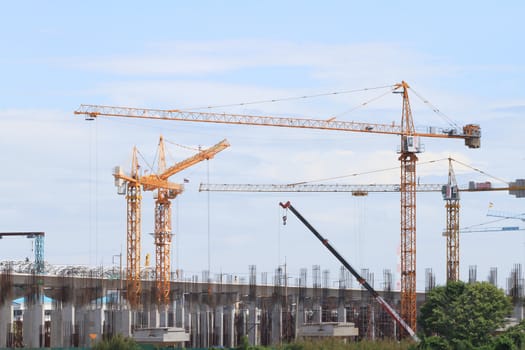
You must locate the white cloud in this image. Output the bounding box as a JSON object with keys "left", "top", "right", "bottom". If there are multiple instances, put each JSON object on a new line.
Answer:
{"left": 70, "top": 39, "right": 452, "bottom": 89}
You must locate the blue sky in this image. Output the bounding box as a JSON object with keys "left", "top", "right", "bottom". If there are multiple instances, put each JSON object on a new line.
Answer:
{"left": 0, "top": 1, "right": 524, "bottom": 291}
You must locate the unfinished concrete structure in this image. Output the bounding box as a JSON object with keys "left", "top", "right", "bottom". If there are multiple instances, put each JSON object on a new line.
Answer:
{"left": 0, "top": 261, "right": 522, "bottom": 348}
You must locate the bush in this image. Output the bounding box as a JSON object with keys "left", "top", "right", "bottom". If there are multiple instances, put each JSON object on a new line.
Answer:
{"left": 91, "top": 333, "right": 140, "bottom": 350}
{"left": 492, "top": 335, "right": 517, "bottom": 350}
{"left": 416, "top": 336, "right": 449, "bottom": 350}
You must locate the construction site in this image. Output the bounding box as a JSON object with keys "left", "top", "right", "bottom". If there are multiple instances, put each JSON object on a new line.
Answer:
{"left": 1, "top": 81, "right": 524, "bottom": 348}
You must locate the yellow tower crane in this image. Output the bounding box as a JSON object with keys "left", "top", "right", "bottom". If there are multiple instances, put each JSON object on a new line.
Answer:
{"left": 200, "top": 177, "right": 524, "bottom": 286}
{"left": 113, "top": 147, "right": 182, "bottom": 307}
{"left": 146, "top": 136, "right": 229, "bottom": 305}
{"left": 75, "top": 81, "right": 480, "bottom": 332}
{"left": 114, "top": 137, "right": 230, "bottom": 307}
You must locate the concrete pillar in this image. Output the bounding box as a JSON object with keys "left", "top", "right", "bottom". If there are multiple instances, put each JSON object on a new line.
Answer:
{"left": 79, "top": 308, "right": 104, "bottom": 347}
{"left": 23, "top": 301, "right": 45, "bottom": 348}
{"left": 175, "top": 298, "right": 185, "bottom": 328}
{"left": 225, "top": 305, "right": 235, "bottom": 348}
{"left": 208, "top": 308, "right": 214, "bottom": 348}
{"left": 159, "top": 304, "right": 169, "bottom": 327}
{"left": 214, "top": 306, "right": 224, "bottom": 347}
{"left": 50, "top": 303, "right": 75, "bottom": 347}
{"left": 513, "top": 302, "right": 524, "bottom": 322}
{"left": 114, "top": 310, "right": 132, "bottom": 337}
{"left": 241, "top": 308, "right": 247, "bottom": 337}
{"left": 297, "top": 299, "right": 305, "bottom": 326}
{"left": 313, "top": 303, "right": 322, "bottom": 323}
{"left": 149, "top": 305, "right": 160, "bottom": 328}
{"left": 0, "top": 303, "right": 12, "bottom": 348}
{"left": 248, "top": 303, "right": 258, "bottom": 345}
{"left": 271, "top": 302, "right": 282, "bottom": 346}
{"left": 193, "top": 309, "right": 201, "bottom": 348}
{"left": 293, "top": 300, "right": 300, "bottom": 341}
{"left": 338, "top": 303, "right": 347, "bottom": 323}
{"left": 200, "top": 304, "right": 210, "bottom": 348}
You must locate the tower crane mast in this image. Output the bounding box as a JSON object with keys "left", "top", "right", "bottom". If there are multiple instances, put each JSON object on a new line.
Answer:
{"left": 76, "top": 81, "right": 480, "bottom": 332}
{"left": 125, "top": 147, "right": 142, "bottom": 307}
{"left": 149, "top": 137, "right": 229, "bottom": 305}
{"left": 442, "top": 158, "right": 460, "bottom": 282}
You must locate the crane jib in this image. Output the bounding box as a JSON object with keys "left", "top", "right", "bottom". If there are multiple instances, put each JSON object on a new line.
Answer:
{"left": 75, "top": 104, "right": 480, "bottom": 146}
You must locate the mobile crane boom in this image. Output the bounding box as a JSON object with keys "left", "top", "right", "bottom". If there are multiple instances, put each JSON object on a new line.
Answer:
{"left": 279, "top": 201, "right": 419, "bottom": 341}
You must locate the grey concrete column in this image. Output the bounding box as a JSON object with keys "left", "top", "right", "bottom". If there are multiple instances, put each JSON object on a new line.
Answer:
{"left": 149, "top": 304, "right": 160, "bottom": 328}
{"left": 313, "top": 303, "right": 322, "bottom": 323}
{"left": 23, "top": 301, "right": 45, "bottom": 348}
{"left": 214, "top": 306, "right": 224, "bottom": 347}
{"left": 191, "top": 309, "right": 200, "bottom": 347}
{"left": 50, "top": 303, "right": 75, "bottom": 347}
{"left": 175, "top": 298, "right": 185, "bottom": 328}
{"left": 200, "top": 305, "right": 210, "bottom": 348}
{"left": 513, "top": 303, "right": 524, "bottom": 322}
{"left": 271, "top": 302, "right": 282, "bottom": 346}
{"left": 293, "top": 300, "right": 300, "bottom": 341}
{"left": 338, "top": 303, "right": 347, "bottom": 323}
{"left": 159, "top": 304, "right": 168, "bottom": 328}
{"left": 207, "top": 308, "right": 214, "bottom": 348}
{"left": 79, "top": 308, "right": 104, "bottom": 347}
{"left": 115, "top": 310, "right": 132, "bottom": 337}
{"left": 248, "top": 303, "right": 258, "bottom": 345}
{"left": 0, "top": 303, "right": 12, "bottom": 348}
{"left": 226, "top": 305, "right": 235, "bottom": 348}
{"left": 297, "top": 299, "right": 305, "bottom": 326}
{"left": 186, "top": 312, "right": 192, "bottom": 345}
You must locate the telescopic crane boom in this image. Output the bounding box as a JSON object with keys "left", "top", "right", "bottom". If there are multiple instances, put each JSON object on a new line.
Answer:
{"left": 75, "top": 81, "right": 480, "bottom": 332}
{"left": 279, "top": 201, "right": 419, "bottom": 342}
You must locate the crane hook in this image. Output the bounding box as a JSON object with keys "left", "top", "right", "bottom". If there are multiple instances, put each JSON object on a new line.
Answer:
{"left": 279, "top": 201, "right": 290, "bottom": 225}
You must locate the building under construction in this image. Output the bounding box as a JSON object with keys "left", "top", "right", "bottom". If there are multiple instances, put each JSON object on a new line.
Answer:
{"left": 0, "top": 261, "right": 523, "bottom": 348}
{"left": 1, "top": 83, "right": 522, "bottom": 347}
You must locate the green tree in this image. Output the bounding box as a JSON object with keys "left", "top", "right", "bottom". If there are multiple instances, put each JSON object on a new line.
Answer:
{"left": 91, "top": 333, "right": 140, "bottom": 350}
{"left": 419, "top": 281, "right": 512, "bottom": 346}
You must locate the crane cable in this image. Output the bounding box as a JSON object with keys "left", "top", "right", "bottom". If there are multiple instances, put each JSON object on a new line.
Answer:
{"left": 451, "top": 158, "right": 509, "bottom": 185}
{"left": 408, "top": 86, "right": 460, "bottom": 130}
{"left": 291, "top": 157, "right": 510, "bottom": 188}
{"left": 461, "top": 217, "right": 513, "bottom": 230}
{"left": 331, "top": 86, "right": 398, "bottom": 119}
{"left": 186, "top": 85, "right": 396, "bottom": 111}
{"left": 136, "top": 149, "right": 156, "bottom": 175}
{"left": 165, "top": 139, "right": 202, "bottom": 152}
{"left": 290, "top": 157, "right": 449, "bottom": 185}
